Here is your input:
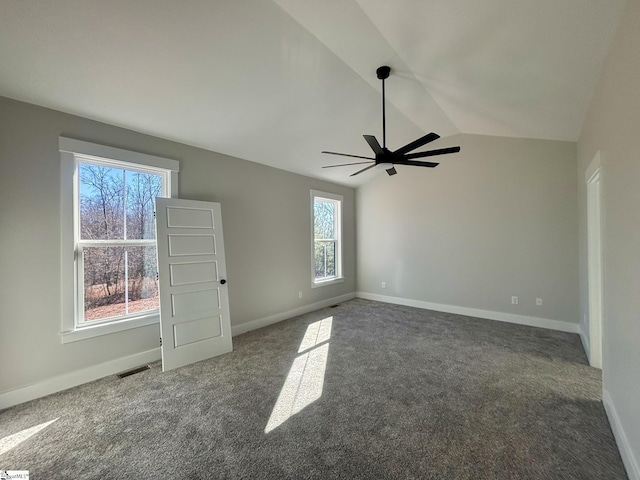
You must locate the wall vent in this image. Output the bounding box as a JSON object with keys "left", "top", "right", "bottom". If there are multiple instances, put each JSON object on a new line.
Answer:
{"left": 117, "top": 365, "right": 151, "bottom": 379}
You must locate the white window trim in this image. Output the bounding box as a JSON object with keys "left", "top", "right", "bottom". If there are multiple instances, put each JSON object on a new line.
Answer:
{"left": 60, "top": 137, "right": 179, "bottom": 343}
{"left": 310, "top": 189, "right": 344, "bottom": 288}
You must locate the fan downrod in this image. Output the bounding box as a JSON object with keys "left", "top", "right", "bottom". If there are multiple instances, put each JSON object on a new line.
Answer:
{"left": 376, "top": 66, "right": 391, "bottom": 80}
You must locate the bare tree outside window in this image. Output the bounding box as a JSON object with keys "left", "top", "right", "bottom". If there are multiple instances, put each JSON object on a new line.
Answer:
{"left": 313, "top": 198, "right": 339, "bottom": 281}
{"left": 78, "top": 163, "right": 162, "bottom": 322}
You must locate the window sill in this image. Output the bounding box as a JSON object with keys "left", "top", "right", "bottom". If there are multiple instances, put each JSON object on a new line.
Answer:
{"left": 61, "top": 314, "right": 159, "bottom": 344}
{"left": 312, "top": 277, "right": 344, "bottom": 288}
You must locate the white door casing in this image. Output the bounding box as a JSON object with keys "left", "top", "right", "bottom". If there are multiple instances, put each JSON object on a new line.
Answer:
{"left": 155, "top": 198, "right": 233, "bottom": 372}
{"left": 586, "top": 152, "right": 603, "bottom": 369}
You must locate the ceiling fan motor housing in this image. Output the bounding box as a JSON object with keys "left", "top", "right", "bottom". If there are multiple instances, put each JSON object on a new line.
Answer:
{"left": 376, "top": 148, "right": 393, "bottom": 163}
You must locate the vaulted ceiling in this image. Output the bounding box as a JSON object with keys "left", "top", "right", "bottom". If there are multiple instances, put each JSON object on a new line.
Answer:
{"left": 0, "top": 1, "right": 626, "bottom": 186}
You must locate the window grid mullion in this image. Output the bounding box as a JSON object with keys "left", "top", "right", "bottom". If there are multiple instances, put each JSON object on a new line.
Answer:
{"left": 78, "top": 239, "right": 156, "bottom": 247}
{"left": 124, "top": 249, "right": 129, "bottom": 316}
{"left": 123, "top": 169, "right": 127, "bottom": 241}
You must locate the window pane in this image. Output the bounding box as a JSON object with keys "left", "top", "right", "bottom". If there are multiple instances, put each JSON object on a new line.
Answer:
{"left": 127, "top": 246, "right": 159, "bottom": 314}
{"left": 79, "top": 163, "right": 125, "bottom": 240}
{"left": 314, "top": 200, "right": 335, "bottom": 240}
{"left": 83, "top": 246, "right": 159, "bottom": 322}
{"left": 315, "top": 241, "right": 336, "bottom": 280}
{"left": 125, "top": 170, "right": 163, "bottom": 240}
{"left": 83, "top": 246, "right": 126, "bottom": 322}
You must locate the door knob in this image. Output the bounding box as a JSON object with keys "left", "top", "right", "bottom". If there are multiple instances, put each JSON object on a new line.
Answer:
{"left": 220, "top": 279, "right": 227, "bottom": 285}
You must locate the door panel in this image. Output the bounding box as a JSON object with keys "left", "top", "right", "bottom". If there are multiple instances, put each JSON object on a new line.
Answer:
{"left": 169, "top": 262, "right": 218, "bottom": 286}
{"left": 168, "top": 235, "right": 216, "bottom": 256}
{"left": 174, "top": 316, "right": 223, "bottom": 347}
{"left": 171, "top": 289, "right": 220, "bottom": 316}
{"left": 155, "top": 197, "right": 232, "bottom": 372}
{"left": 166, "top": 206, "right": 214, "bottom": 228}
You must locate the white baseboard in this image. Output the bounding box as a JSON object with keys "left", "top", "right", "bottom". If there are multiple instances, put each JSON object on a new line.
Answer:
{"left": 231, "top": 292, "right": 356, "bottom": 336}
{"left": 580, "top": 326, "right": 591, "bottom": 363}
{"left": 356, "top": 292, "right": 580, "bottom": 334}
{"left": 1, "top": 294, "right": 357, "bottom": 410}
{"left": 0, "top": 348, "right": 161, "bottom": 411}
{"left": 603, "top": 390, "right": 640, "bottom": 480}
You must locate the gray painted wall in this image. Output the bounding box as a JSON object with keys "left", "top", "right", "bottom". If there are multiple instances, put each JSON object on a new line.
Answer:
{"left": 577, "top": 0, "right": 640, "bottom": 474}
{"left": 0, "top": 96, "right": 355, "bottom": 395}
{"left": 357, "top": 133, "right": 578, "bottom": 324}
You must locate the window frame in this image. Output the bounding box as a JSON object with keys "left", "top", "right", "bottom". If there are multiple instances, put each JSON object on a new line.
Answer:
{"left": 60, "top": 137, "right": 179, "bottom": 343}
{"left": 310, "top": 189, "right": 344, "bottom": 288}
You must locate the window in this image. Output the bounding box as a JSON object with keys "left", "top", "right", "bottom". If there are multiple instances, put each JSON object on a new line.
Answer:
{"left": 76, "top": 160, "right": 165, "bottom": 324}
{"left": 311, "top": 190, "right": 343, "bottom": 286}
{"left": 60, "top": 138, "right": 179, "bottom": 342}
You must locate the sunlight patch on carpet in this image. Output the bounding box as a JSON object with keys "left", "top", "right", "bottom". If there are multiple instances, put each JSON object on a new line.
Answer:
{"left": 265, "top": 317, "right": 332, "bottom": 433}
{"left": 0, "top": 418, "right": 58, "bottom": 455}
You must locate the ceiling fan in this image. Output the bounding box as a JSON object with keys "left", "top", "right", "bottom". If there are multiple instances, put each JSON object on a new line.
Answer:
{"left": 322, "top": 66, "right": 460, "bottom": 177}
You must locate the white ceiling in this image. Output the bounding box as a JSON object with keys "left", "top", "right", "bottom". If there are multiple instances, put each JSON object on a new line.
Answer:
{"left": 0, "top": 0, "right": 626, "bottom": 186}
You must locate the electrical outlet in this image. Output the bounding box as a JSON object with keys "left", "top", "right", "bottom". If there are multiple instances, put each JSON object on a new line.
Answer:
{"left": 511, "top": 296, "right": 519, "bottom": 305}
{"left": 536, "top": 298, "right": 543, "bottom": 306}
{"left": 381, "top": 282, "right": 386, "bottom": 289}
{"left": 298, "top": 291, "right": 303, "bottom": 299}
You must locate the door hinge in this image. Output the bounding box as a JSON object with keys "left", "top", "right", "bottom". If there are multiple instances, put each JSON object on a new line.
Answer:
{"left": 160, "top": 337, "right": 163, "bottom": 346}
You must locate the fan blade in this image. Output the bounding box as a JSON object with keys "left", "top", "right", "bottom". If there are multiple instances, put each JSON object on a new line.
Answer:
{"left": 350, "top": 164, "right": 376, "bottom": 177}
{"left": 363, "top": 135, "right": 383, "bottom": 155}
{"left": 321, "top": 151, "right": 375, "bottom": 160}
{"left": 404, "top": 146, "right": 460, "bottom": 160}
{"left": 322, "top": 161, "right": 374, "bottom": 168}
{"left": 394, "top": 132, "right": 440, "bottom": 156}
{"left": 392, "top": 159, "right": 439, "bottom": 168}
{"left": 386, "top": 167, "right": 397, "bottom": 176}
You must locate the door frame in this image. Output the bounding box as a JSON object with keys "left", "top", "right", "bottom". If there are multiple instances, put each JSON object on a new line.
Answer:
{"left": 585, "top": 151, "right": 603, "bottom": 369}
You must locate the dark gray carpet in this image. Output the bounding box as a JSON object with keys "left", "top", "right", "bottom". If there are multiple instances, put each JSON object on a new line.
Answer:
{"left": 0, "top": 299, "right": 627, "bottom": 479}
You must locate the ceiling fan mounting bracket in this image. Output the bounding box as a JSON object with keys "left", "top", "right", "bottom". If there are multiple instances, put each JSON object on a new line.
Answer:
{"left": 376, "top": 66, "right": 391, "bottom": 80}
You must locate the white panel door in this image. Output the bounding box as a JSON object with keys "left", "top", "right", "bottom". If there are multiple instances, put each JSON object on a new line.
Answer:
{"left": 155, "top": 197, "right": 232, "bottom": 372}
